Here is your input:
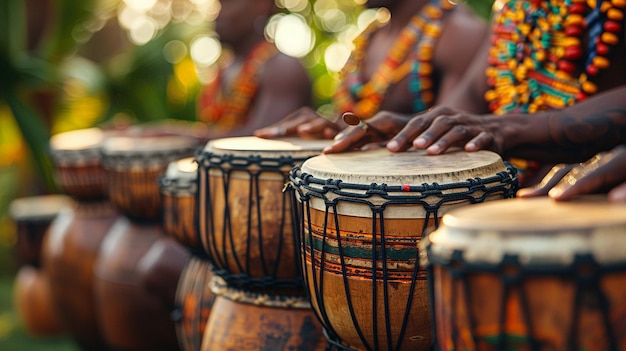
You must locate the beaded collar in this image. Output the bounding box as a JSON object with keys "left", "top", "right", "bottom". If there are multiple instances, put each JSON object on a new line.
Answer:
{"left": 332, "top": 0, "right": 455, "bottom": 120}
{"left": 198, "top": 41, "right": 278, "bottom": 131}
{"left": 485, "top": 0, "right": 625, "bottom": 114}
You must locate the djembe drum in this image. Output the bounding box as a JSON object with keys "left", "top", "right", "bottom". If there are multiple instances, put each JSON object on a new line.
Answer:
{"left": 422, "top": 196, "right": 626, "bottom": 351}
{"left": 42, "top": 127, "right": 119, "bottom": 350}
{"left": 288, "top": 148, "right": 518, "bottom": 351}
{"left": 196, "top": 136, "right": 330, "bottom": 351}
{"left": 159, "top": 157, "right": 215, "bottom": 351}
{"left": 9, "top": 194, "right": 69, "bottom": 268}
{"left": 95, "top": 135, "right": 198, "bottom": 351}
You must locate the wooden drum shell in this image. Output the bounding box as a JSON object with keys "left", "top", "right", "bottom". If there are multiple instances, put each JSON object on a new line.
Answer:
{"left": 174, "top": 257, "right": 215, "bottom": 351}
{"left": 424, "top": 197, "right": 626, "bottom": 351}
{"left": 290, "top": 149, "right": 518, "bottom": 351}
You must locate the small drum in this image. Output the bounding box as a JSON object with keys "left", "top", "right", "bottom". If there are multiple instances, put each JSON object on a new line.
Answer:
{"left": 196, "top": 136, "right": 330, "bottom": 293}
{"left": 422, "top": 196, "right": 626, "bottom": 351}
{"left": 288, "top": 148, "right": 518, "bottom": 351}
{"left": 49, "top": 128, "right": 107, "bottom": 201}
{"left": 9, "top": 195, "right": 69, "bottom": 267}
{"left": 174, "top": 257, "right": 215, "bottom": 351}
{"left": 102, "top": 136, "right": 199, "bottom": 221}
{"left": 160, "top": 157, "right": 201, "bottom": 251}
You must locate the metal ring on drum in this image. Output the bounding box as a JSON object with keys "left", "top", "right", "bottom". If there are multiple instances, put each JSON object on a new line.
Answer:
{"left": 421, "top": 196, "right": 626, "bottom": 351}
{"left": 287, "top": 148, "right": 519, "bottom": 351}
{"left": 195, "top": 136, "right": 331, "bottom": 295}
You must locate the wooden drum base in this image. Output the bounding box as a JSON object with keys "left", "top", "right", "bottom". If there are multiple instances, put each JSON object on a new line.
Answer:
{"left": 201, "top": 279, "right": 326, "bottom": 351}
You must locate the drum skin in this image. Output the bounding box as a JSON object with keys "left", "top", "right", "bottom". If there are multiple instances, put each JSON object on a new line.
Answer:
{"left": 95, "top": 218, "right": 179, "bottom": 351}
{"left": 13, "top": 265, "right": 65, "bottom": 337}
{"left": 42, "top": 202, "right": 117, "bottom": 350}
{"left": 424, "top": 197, "right": 626, "bottom": 351}
{"left": 290, "top": 148, "right": 518, "bottom": 351}
{"left": 201, "top": 295, "right": 326, "bottom": 351}
{"left": 174, "top": 257, "right": 215, "bottom": 351}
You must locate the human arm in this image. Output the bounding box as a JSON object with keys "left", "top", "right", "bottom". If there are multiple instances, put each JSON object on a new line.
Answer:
{"left": 253, "top": 106, "right": 344, "bottom": 139}
{"left": 224, "top": 53, "right": 313, "bottom": 137}
{"left": 386, "top": 85, "right": 626, "bottom": 163}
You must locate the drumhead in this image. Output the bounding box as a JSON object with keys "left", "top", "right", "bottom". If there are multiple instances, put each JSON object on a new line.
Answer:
{"left": 9, "top": 195, "right": 71, "bottom": 221}
{"left": 427, "top": 196, "right": 626, "bottom": 265}
{"left": 203, "top": 136, "right": 331, "bottom": 159}
{"left": 102, "top": 136, "right": 199, "bottom": 169}
{"left": 49, "top": 128, "right": 105, "bottom": 164}
{"left": 160, "top": 157, "right": 198, "bottom": 194}
{"left": 301, "top": 148, "right": 505, "bottom": 185}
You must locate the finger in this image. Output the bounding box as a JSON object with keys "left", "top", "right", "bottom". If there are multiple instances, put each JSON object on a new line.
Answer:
{"left": 323, "top": 127, "right": 369, "bottom": 154}
{"left": 422, "top": 124, "right": 481, "bottom": 155}
{"left": 297, "top": 118, "right": 336, "bottom": 139}
{"left": 388, "top": 112, "right": 436, "bottom": 152}
{"left": 517, "top": 163, "right": 576, "bottom": 198}
{"left": 465, "top": 132, "right": 495, "bottom": 152}
{"left": 361, "top": 142, "right": 386, "bottom": 151}
{"left": 608, "top": 182, "right": 626, "bottom": 202}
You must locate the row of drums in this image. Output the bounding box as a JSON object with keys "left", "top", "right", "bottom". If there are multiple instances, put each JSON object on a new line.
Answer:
{"left": 10, "top": 125, "right": 626, "bottom": 351}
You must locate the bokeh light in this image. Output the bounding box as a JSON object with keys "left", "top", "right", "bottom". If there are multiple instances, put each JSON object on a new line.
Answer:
{"left": 274, "top": 14, "right": 315, "bottom": 58}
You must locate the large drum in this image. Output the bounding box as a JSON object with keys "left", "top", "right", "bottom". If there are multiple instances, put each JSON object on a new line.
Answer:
{"left": 422, "top": 196, "right": 626, "bottom": 351}
{"left": 43, "top": 127, "right": 118, "bottom": 351}
{"left": 288, "top": 148, "right": 518, "bottom": 351}
{"left": 95, "top": 135, "right": 198, "bottom": 351}
{"left": 196, "top": 136, "right": 331, "bottom": 294}
{"left": 159, "top": 157, "right": 215, "bottom": 351}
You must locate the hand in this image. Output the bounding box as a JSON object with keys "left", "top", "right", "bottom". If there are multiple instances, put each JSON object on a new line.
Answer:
{"left": 517, "top": 145, "right": 626, "bottom": 202}
{"left": 253, "top": 107, "right": 341, "bottom": 139}
{"left": 323, "top": 111, "right": 410, "bottom": 154}
{"left": 386, "top": 106, "right": 507, "bottom": 155}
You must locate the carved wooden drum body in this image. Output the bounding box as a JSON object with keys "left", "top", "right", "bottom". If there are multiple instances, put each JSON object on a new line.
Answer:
{"left": 196, "top": 136, "right": 331, "bottom": 293}
{"left": 43, "top": 127, "right": 117, "bottom": 350}
{"left": 160, "top": 157, "right": 215, "bottom": 351}
{"left": 423, "top": 196, "right": 626, "bottom": 351}
{"left": 96, "top": 135, "right": 198, "bottom": 351}
{"left": 288, "top": 148, "right": 518, "bottom": 351}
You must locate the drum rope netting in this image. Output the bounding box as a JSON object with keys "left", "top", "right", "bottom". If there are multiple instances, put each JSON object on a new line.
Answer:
{"left": 287, "top": 164, "right": 518, "bottom": 351}
{"left": 208, "top": 274, "right": 312, "bottom": 309}
{"left": 425, "top": 245, "right": 626, "bottom": 351}
{"left": 196, "top": 150, "right": 315, "bottom": 291}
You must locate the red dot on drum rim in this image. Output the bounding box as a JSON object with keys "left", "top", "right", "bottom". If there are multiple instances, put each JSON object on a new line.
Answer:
{"left": 402, "top": 184, "right": 410, "bottom": 192}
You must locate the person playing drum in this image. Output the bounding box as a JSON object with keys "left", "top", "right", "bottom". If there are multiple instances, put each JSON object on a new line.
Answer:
{"left": 254, "top": 0, "right": 488, "bottom": 139}
{"left": 325, "top": 0, "right": 626, "bottom": 200}
{"left": 197, "top": 0, "right": 312, "bottom": 138}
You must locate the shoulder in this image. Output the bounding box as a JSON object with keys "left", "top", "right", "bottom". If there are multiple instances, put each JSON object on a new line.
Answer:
{"left": 443, "top": 4, "right": 489, "bottom": 40}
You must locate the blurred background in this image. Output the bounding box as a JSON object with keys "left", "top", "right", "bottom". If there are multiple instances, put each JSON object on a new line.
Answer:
{"left": 0, "top": 0, "right": 492, "bottom": 349}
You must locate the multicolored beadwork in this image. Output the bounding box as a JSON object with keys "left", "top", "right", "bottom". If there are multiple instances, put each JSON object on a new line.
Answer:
{"left": 485, "top": 0, "right": 625, "bottom": 114}
{"left": 198, "top": 41, "right": 278, "bottom": 131}
{"left": 333, "top": 0, "right": 455, "bottom": 120}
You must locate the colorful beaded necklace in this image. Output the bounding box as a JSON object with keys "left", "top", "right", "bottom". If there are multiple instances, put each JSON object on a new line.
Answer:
{"left": 485, "top": 0, "right": 625, "bottom": 115}
{"left": 332, "top": 0, "right": 455, "bottom": 120}
{"left": 197, "top": 41, "right": 278, "bottom": 131}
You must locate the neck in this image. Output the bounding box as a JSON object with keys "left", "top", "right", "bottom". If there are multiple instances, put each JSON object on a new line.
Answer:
{"left": 229, "top": 33, "right": 266, "bottom": 58}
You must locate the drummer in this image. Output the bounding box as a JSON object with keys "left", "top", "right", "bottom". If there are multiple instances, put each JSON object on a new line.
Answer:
{"left": 254, "top": 0, "right": 488, "bottom": 139}
{"left": 196, "top": 0, "right": 312, "bottom": 138}
{"left": 324, "top": 0, "right": 626, "bottom": 201}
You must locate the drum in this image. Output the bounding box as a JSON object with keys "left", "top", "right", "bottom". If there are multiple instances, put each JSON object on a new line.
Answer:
{"left": 196, "top": 136, "right": 331, "bottom": 294}
{"left": 422, "top": 196, "right": 626, "bottom": 351}
{"left": 96, "top": 135, "right": 199, "bottom": 351}
{"left": 102, "top": 136, "right": 199, "bottom": 221}
{"left": 43, "top": 127, "right": 118, "bottom": 351}
{"left": 201, "top": 275, "right": 326, "bottom": 351}
{"left": 160, "top": 157, "right": 201, "bottom": 252}
{"left": 49, "top": 127, "right": 107, "bottom": 201}
{"left": 174, "top": 257, "right": 215, "bottom": 351}
{"left": 9, "top": 195, "right": 69, "bottom": 268}
{"left": 288, "top": 148, "right": 518, "bottom": 351}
